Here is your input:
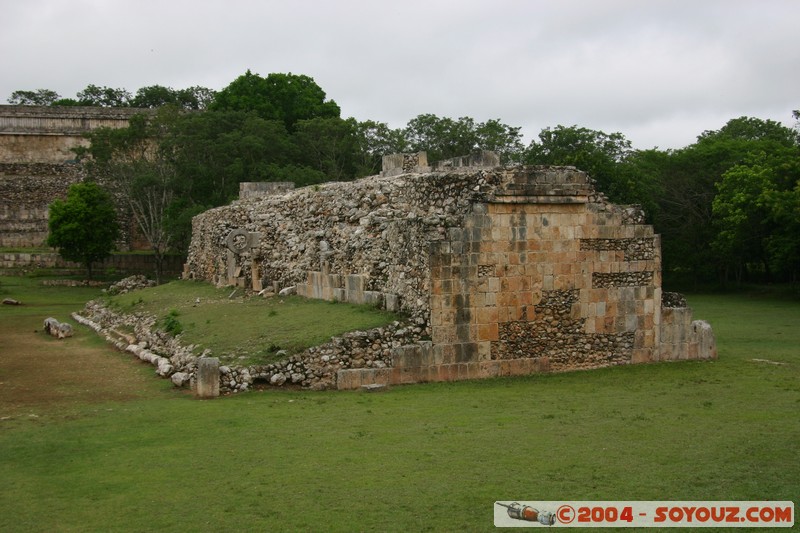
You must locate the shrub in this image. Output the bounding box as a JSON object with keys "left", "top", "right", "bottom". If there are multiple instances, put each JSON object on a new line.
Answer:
{"left": 160, "top": 309, "right": 183, "bottom": 335}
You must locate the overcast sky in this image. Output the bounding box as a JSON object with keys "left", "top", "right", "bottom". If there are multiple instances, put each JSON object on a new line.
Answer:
{"left": 2, "top": 0, "right": 798, "bottom": 150}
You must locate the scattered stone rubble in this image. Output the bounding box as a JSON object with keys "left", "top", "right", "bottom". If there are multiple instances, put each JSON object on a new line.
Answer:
{"left": 106, "top": 274, "right": 156, "bottom": 295}
{"left": 42, "top": 317, "right": 73, "bottom": 339}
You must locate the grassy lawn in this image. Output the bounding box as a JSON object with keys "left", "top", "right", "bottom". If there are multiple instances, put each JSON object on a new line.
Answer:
{"left": 1, "top": 278, "right": 798, "bottom": 532}
{"left": 104, "top": 280, "right": 401, "bottom": 365}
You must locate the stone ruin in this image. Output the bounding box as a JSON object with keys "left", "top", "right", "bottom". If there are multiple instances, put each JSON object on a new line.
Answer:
{"left": 183, "top": 151, "right": 717, "bottom": 390}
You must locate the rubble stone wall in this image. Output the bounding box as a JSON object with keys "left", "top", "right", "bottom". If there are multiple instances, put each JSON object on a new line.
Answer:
{"left": 1, "top": 251, "right": 184, "bottom": 276}
{"left": 0, "top": 163, "right": 85, "bottom": 247}
{"left": 185, "top": 161, "right": 717, "bottom": 390}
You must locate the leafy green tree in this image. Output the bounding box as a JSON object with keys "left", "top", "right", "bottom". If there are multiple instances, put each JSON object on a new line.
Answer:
{"left": 712, "top": 151, "right": 800, "bottom": 284}
{"left": 164, "top": 110, "right": 294, "bottom": 206}
{"left": 475, "top": 119, "right": 525, "bottom": 164}
{"left": 712, "top": 157, "right": 775, "bottom": 283}
{"left": 81, "top": 109, "right": 180, "bottom": 282}
{"left": 51, "top": 98, "right": 82, "bottom": 106}
{"left": 403, "top": 114, "right": 478, "bottom": 162}
{"left": 8, "top": 89, "right": 60, "bottom": 105}
{"left": 293, "top": 117, "right": 359, "bottom": 181}
{"left": 77, "top": 84, "right": 132, "bottom": 107}
{"left": 524, "top": 125, "right": 632, "bottom": 198}
{"left": 131, "top": 85, "right": 216, "bottom": 109}
{"left": 653, "top": 116, "right": 799, "bottom": 284}
{"left": 764, "top": 180, "right": 800, "bottom": 282}
{"left": 352, "top": 120, "right": 407, "bottom": 176}
{"left": 176, "top": 86, "right": 216, "bottom": 110}
{"left": 210, "top": 70, "right": 340, "bottom": 130}
{"left": 47, "top": 182, "right": 119, "bottom": 279}
{"left": 131, "top": 85, "right": 177, "bottom": 108}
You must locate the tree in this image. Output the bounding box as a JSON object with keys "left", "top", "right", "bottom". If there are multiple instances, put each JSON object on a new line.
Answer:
{"left": 176, "top": 86, "right": 216, "bottom": 110}
{"left": 352, "top": 120, "right": 407, "bottom": 177}
{"left": 651, "top": 116, "right": 799, "bottom": 284}
{"left": 77, "top": 84, "right": 132, "bottom": 107}
{"left": 403, "top": 114, "right": 478, "bottom": 163}
{"left": 51, "top": 98, "right": 82, "bottom": 107}
{"left": 475, "top": 119, "right": 525, "bottom": 164}
{"left": 164, "top": 110, "right": 294, "bottom": 206}
{"left": 81, "top": 110, "right": 179, "bottom": 282}
{"left": 711, "top": 157, "right": 775, "bottom": 284}
{"left": 8, "top": 89, "right": 60, "bottom": 106}
{"left": 209, "top": 70, "right": 340, "bottom": 130}
{"left": 712, "top": 151, "right": 800, "bottom": 284}
{"left": 131, "top": 85, "right": 177, "bottom": 108}
{"left": 525, "top": 125, "right": 632, "bottom": 198}
{"left": 47, "top": 182, "right": 119, "bottom": 279}
{"left": 292, "top": 117, "right": 358, "bottom": 181}
{"left": 131, "top": 85, "right": 216, "bottom": 109}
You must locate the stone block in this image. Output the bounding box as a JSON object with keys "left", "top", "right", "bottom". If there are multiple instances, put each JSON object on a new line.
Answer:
{"left": 632, "top": 348, "right": 651, "bottom": 364}
{"left": 389, "top": 367, "right": 403, "bottom": 385}
{"left": 195, "top": 357, "right": 220, "bottom": 398}
{"left": 535, "top": 357, "right": 551, "bottom": 373}
{"left": 691, "top": 320, "right": 717, "bottom": 359}
{"left": 363, "top": 291, "right": 384, "bottom": 307}
{"left": 336, "top": 369, "right": 362, "bottom": 390}
{"left": 479, "top": 360, "right": 498, "bottom": 378}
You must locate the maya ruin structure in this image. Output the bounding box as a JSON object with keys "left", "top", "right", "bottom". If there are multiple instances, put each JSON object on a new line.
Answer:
{"left": 0, "top": 105, "right": 716, "bottom": 391}
{"left": 186, "top": 151, "right": 717, "bottom": 390}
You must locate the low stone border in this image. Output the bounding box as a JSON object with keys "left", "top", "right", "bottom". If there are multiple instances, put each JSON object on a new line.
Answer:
{"left": 75, "top": 298, "right": 425, "bottom": 393}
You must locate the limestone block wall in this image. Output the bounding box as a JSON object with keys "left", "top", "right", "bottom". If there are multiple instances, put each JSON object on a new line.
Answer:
{"left": 659, "top": 307, "right": 717, "bottom": 361}
{"left": 380, "top": 152, "right": 431, "bottom": 177}
{"left": 185, "top": 163, "right": 717, "bottom": 390}
{"left": 1, "top": 251, "right": 184, "bottom": 276}
{"left": 428, "top": 189, "right": 661, "bottom": 373}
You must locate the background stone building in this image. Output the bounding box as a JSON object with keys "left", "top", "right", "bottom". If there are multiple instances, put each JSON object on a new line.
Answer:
{"left": 0, "top": 105, "right": 141, "bottom": 248}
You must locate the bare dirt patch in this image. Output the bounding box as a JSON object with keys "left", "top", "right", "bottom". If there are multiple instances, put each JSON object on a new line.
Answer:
{"left": 0, "top": 307, "right": 170, "bottom": 423}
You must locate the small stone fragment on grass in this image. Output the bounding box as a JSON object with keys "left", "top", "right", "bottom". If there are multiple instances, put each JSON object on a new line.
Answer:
{"left": 171, "top": 372, "right": 190, "bottom": 387}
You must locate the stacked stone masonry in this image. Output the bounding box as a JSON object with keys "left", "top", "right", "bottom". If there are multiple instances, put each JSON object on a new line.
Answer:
{"left": 185, "top": 156, "right": 717, "bottom": 390}
{"left": 0, "top": 105, "right": 147, "bottom": 249}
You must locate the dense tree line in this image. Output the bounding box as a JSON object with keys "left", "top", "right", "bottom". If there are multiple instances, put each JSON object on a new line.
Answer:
{"left": 11, "top": 73, "right": 798, "bottom": 285}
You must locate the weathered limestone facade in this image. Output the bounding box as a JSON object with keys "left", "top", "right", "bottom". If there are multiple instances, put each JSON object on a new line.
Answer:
{"left": 0, "top": 105, "right": 140, "bottom": 164}
{"left": 185, "top": 153, "right": 716, "bottom": 389}
{"left": 0, "top": 105, "right": 142, "bottom": 248}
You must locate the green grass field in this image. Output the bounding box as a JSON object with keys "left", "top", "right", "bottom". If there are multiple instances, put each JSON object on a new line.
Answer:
{"left": 1, "top": 277, "right": 798, "bottom": 532}
{"left": 104, "top": 280, "right": 401, "bottom": 365}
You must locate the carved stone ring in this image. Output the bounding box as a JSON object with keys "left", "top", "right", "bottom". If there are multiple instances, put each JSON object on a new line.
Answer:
{"left": 225, "top": 228, "right": 250, "bottom": 253}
